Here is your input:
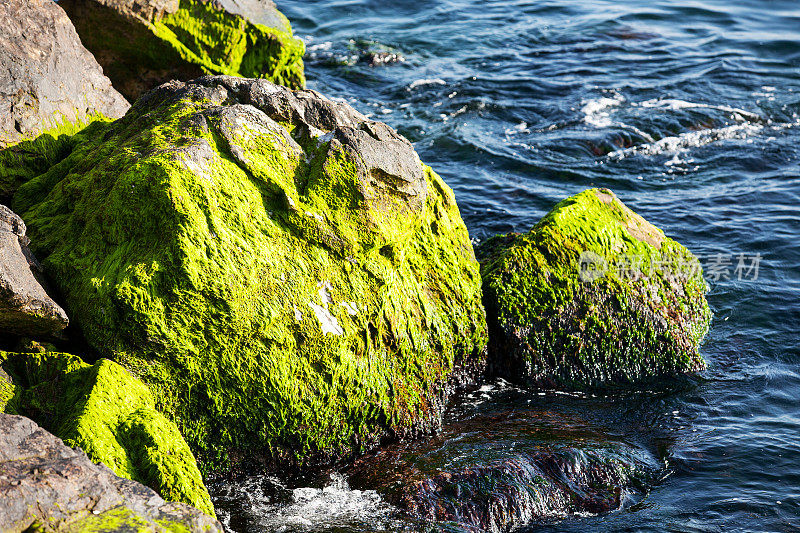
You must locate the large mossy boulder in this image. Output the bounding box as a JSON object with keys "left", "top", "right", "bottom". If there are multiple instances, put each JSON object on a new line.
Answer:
{"left": 0, "top": 0, "right": 129, "bottom": 148}
{"left": 477, "top": 188, "right": 711, "bottom": 389}
{"left": 12, "top": 76, "right": 488, "bottom": 470}
{"left": 59, "top": 0, "right": 306, "bottom": 102}
{"left": 1, "top": 351, "right": 214, "bottom": 516}
{"left": 0, "top": 412, "right": 222, "bottom": 531}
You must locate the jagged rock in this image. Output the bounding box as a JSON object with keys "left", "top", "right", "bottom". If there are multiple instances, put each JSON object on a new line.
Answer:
{"left": 1, "top": 350, "right": 215, "bottom": 517}
{"left": 0, "top": 412, "right": 222, "bottom": 532}
{"left": 0, "top": 0, "right": 129, "bottom": 147}
{"left": 11, "top": 76, "right": 488, "bottom": 471}
{"left": 58, "top": 0, "right": 306, "bottom": 102}
{"left": 477, "top": 188, "right": 711, "bottom": 389}
{"left": 0, "top": 204, "right": 68, "bottom": 337}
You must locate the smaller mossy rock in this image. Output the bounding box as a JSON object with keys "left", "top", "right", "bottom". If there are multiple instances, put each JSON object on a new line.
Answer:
{"left": 0, "top": 0, "right": 129, "bottom": 147}
{"left": 0, "top": 351, "right": 215, "bottom": 517}
{"left": 0, "top": 412, "right": 222, "bottom": 532}
{"left": 59, "top": 0, "right": 305, "bottom": 102}
{"left": 477, "top": 188, "right": 711, "bottom": 389}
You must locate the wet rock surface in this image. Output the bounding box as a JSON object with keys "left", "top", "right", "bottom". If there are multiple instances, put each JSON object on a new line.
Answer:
{"left": 59, "top": 0, "right": 306, "bottom": 102}
{"left": 345, "top": 383, "right": 660, "bottom": 533}
{"left": 0, "top": 205, "right": 68, "bottom": 337}
{"left": 0, "top": 0, "right": 129, "bottom": 147}
{"left": 0, "top": 412, "right": 222, "bottom": 532}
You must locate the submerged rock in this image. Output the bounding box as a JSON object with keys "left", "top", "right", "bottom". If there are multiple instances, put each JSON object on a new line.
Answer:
{"left": 478, "top": 188, "right": 711, "bottom": 389}
{"left": 59, "top": 0, "right": 306, "bottom": 102}
{"left": 0, "top": 0, "right": 129, "bottom": 147}
{"left": 12, "top": 76, "right": 488, "bottom": 471}
{"left": 367, "top": 448, "right": 643, "bottom": 533}
{"left": 346, "top": 386, "right": 658, "bottom": 533}
{"left": 0, "top": 204, "right": 68, "bottom": 337}
{"left": 1, "top": 351, "right": 215, "bottom": 516}
{"left": 0, "top": 412, "right": 222, "bottom": 531}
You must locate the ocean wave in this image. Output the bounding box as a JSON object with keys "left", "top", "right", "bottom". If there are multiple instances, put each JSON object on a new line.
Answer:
{"left": 636, "top": 98, "right": 762, "bottom": 122}
{"left": 607, "top": 122, "right": 764, "bottom": 159}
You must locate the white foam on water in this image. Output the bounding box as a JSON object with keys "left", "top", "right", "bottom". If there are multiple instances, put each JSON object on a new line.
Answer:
{"left": 608, "top": 121, "right": 766, "bottom": 159}
{"left": 216, "top": 473, "right": 395, "bottom": 532}
{"left": 407, "top": 78, "right": 447, "bottom": 90}
{"left": 307, "top": 41, "right": 333, "bottom": 52}
{"left": 580, "top": 92, "right": 655, "bottom": 141}
{"left": 504, "top": 121, "right": 530, "bottom": 136}
{"left": 581, "top": 92, "right": 625, "bottom": 128}
{"left": 636, "top": 98, "right": 762, "bottom": 122}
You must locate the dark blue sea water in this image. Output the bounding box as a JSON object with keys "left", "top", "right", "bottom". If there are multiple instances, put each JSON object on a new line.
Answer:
{"left": 211, "top": 1, "right": 800, "bottom": 531}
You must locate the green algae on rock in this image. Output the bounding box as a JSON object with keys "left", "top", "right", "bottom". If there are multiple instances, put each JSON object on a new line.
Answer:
{"left": 477, "top": 188, "right": 711, "bottom": 389}
{"left": 0, "top": 351, "right": 214, "bottom": 517}
{"left": 58, "top": 0, "right": 306, "bottom": 102}
{"left": 0, "top": 117, "right": 114, "bottom": 202}
{"left": 0, "top": 366, "right": 19, "bottom": 413}
{"left": 13, "top": 76, "right": 488, "bottom": 472}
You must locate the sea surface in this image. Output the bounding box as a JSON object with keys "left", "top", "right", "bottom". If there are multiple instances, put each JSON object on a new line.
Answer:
{"left": 210, "top": 1, "right": 800, "bottom": 531}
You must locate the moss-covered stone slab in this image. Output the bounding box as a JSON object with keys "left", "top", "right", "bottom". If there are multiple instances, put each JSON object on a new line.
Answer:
{"left": 12, "top": 76, "right": 488, "bottom": 472}
{"left": 0, "top": 0, "right": 129, "bottom": 148}
{"left": 1, "top": 351, "right": 214, "bottom": 517}
{"left": 477, "top": 188, "right": 711, "bottom": 389}
{"left": 0, "top": 412, "right": 222, "bottom": 532}
{"left": 59, "top": 0, "right": 306, "bottom": 102}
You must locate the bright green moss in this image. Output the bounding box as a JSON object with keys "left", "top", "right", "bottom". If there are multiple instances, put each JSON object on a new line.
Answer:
{"left": 0, "top": 116, "right": 111, "bottom": 201}
{"left": 61, "top": 507, "right": 152, "bottom": 533}
{"left": 478, "top": 188, "right": 711, "bottom": 388}
{"left": 60, "top": 506, "right": 206, "bottom": 533}
{"left": 0, "top": 364, "right": 19, "bottom": 413}
{"left": 1, "top": 351, "right": 215, "bottom": 517}
{"left": 12, "top": 82, "right": 487, "bottom": 473}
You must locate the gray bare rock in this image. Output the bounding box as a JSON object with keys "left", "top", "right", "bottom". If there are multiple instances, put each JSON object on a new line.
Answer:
{"left": 0, "top": 0, "right": 130, "bottom": 147}
{"left": 0, "top": 412, "right": 223, "bottom": 532}
{"left": 212, "top": 0, "right": 292, "bottom": 32}
{"left": 0, "top": 205, "right": 68, "bottom": 337}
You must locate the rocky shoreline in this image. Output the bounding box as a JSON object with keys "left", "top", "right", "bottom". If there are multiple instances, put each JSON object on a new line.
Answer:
{"left": 0, "top": 1, "right": 711, "bottom": 531}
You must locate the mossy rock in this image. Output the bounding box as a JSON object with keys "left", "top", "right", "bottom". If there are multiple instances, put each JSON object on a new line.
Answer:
{"left": 0, "top": 351, "right": 215, "bottom": 517}
{"left": 477, "top": 188, "right": 711, "bottom": 389}
{"left": 59, "top": 0, "right": 305, "bottom": 102}
{"left": 11, "top": 76, "right": 488, "bottom": 472}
